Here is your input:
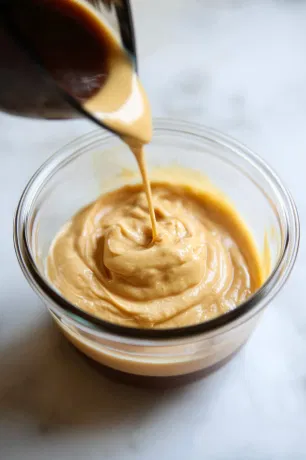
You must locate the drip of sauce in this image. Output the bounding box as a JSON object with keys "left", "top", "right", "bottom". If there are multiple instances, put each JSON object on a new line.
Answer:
{"left": 132, "top": 148, "right": 158, "bottom": 241}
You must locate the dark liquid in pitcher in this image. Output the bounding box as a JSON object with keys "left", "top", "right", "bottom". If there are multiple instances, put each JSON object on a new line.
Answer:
{"left": 0, "top": 0, "right": 113, "bottom": 117}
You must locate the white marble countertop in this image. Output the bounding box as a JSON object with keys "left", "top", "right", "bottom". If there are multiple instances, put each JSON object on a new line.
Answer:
{"left": 1, "top": 1, "right": 306, "bottom": 458}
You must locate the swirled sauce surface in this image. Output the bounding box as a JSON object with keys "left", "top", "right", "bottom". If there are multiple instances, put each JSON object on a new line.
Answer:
{"left": 47, "top": 182, "right": 263, "bottom": 328}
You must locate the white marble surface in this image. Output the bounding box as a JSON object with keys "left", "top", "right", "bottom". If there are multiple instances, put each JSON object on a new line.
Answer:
{"left": 1, "top": 1, "right": 306, "bottom": 458}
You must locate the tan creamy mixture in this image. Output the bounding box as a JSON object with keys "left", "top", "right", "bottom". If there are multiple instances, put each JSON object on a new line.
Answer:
{"left": 47, "top": 182, "right": 263, "bottom": 328}
{"left": 46, "top": 0, "right": 263, "bottom": 329}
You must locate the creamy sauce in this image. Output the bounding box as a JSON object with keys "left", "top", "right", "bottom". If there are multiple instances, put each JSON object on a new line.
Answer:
{"left": 47, "top": 182, "right": 263, "bottom": 328}
{"left": 43, "top": 0, "right": 263, "bottom": 329}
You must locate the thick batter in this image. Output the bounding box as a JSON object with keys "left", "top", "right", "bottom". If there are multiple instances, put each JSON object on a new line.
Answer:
{"left": 47, "top": 181, "right": 263, "bottom": 329}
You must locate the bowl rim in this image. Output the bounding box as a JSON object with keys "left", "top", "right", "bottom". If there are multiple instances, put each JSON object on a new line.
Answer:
{"left": 14, "top": 118, "right": 300, "bottom": 340}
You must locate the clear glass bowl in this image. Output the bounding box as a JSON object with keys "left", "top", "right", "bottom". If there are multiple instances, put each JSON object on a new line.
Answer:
{"left": 14, "top": 119, "right": 299, "bottom": 386}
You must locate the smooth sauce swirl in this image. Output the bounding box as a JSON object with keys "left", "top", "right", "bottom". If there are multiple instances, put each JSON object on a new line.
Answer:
{"left": 47, "top": 183, "right": 262, "bottom": 328}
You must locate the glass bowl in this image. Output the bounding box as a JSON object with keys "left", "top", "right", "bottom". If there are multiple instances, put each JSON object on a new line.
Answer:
{"left": 14, "top": 119, "right": 299, "bottom": 386}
